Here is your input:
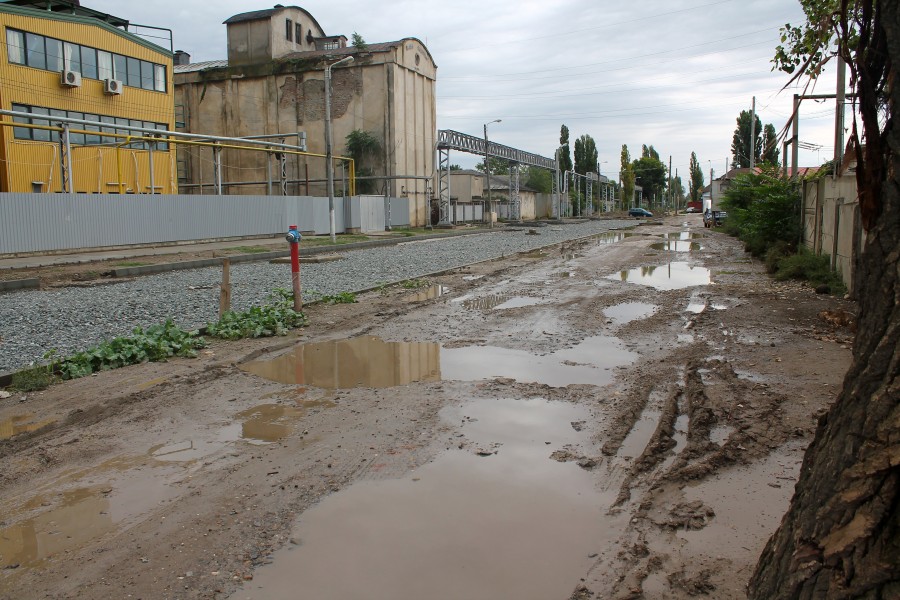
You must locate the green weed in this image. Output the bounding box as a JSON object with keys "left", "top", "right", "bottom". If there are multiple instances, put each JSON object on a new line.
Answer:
{"left": 772, "top": 247, "right": 847, "bottom": 295}
{"left": 206, "top": 289, "right": 308, "bottom": 340}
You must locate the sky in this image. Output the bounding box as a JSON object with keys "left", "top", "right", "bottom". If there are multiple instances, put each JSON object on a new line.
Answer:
{"left": 89, "top": 0, "right": 844, "bottom": 183}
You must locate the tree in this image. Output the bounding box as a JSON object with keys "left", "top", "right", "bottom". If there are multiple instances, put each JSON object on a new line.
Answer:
{"left": 449, "top": 164, "right": 462, "bottom": 171}
{"left": 731, "top": 110, "right": 763, "bottom": 168}
{"left": 351, "top": 32, "right": 368, "bottom": 52}
{"left": 558, "top": 125, "right": 573, "bottom": 174}
{"left": 689, "top": 152, "right": 704, "bottom": 202}
{"left": 344, "top": 129, "right": 382, "bottom": 194}
{"left": 620, "top": 145, "right": 635, "bottom": 207}
{"left": 761, "top": 123, "right": 781, "bottom": 165}
{"left": 632, "top": 145, "right": 667, "bottom": 205}
{"left": 474, "top": 156, "right": 509, "bottom": 175}
{"left": 523, "top": 166, "right": 552, "bottom": 193}
{"left": 670, "top": 175, "right": 685, "bottom": 206}
{"left": 749, "top": 2, "right": 900, "bottom": 598}
{"left": 574, "top": 134, "right": 599, "bottom": 212}
{"left": 732, "top": 110, "right": 779, "bottom": 168}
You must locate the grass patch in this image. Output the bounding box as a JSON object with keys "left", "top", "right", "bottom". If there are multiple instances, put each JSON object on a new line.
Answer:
{"left": 226, "top": 246, "right": 272, "bottom": 254}
{"left": 772, "top": 247, "right": 847, "bottom": 295}
{"left": 206, "top": 289, "right": 308, "bottom": 340}
{"left": 311, "top": 290, "right": 357, "bottom": 304}
{"left": 401, "top": 278, "right": 429, "bottom": 289}
{"left": 11, "top": 364, "right": 54, "bottom": 391}
{"left": 302, "top": 234, "right": 372, "bottom": 247}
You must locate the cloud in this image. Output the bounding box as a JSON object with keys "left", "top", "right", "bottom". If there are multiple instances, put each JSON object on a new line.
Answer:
{"left": 90, "top": 0, "right": 842, "bottom": 174}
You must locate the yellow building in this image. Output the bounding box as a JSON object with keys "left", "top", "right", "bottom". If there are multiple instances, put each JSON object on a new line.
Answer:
{"left": 0, "top": 0, "right": 174, "bottom": 193}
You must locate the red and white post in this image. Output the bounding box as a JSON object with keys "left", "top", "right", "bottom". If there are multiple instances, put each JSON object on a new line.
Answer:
{"left": 285, "top": 225, "right": 302, "bottom": 311}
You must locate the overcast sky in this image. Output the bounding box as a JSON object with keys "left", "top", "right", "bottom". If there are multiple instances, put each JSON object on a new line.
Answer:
{"left": 90, "top": 0, "right": 843, "bottom": 181}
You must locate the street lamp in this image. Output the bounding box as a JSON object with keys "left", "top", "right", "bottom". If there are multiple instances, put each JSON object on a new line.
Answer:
{"left": 483, "top": 119, "right": 501, "bottom": 226}
{"left": 325, "top": 55, "right": 354, "bottom": 243}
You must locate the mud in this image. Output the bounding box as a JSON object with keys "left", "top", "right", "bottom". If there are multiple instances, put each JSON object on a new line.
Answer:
{"left": 0, "top": 217, "right": 854, "bottom": 599}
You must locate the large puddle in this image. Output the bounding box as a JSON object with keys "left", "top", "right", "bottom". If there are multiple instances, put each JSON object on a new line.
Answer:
{"left": 650, "top": 241, "right": 701, "bottom": 252}
{"left": 608, "top": 262, "right": 711, "bottom": 290}
{"left": 407, "top": 285, "right": 449, "bottom": 302}
{"left": 604, "top": 302, "right": 657, "bottom": 324}
{"left": 235, "top": 397, "right": 608, "bottom": 599}
{"left": 242, "top": 336, "right": 636, "bottom": 389}
{"left": 240, "top": 336, "right": 442, "bottom": 389}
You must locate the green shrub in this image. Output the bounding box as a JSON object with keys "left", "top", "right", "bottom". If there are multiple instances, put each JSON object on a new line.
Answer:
{"left": 310, "top": 290, "right": 357, "bottom": 304}
{"left": 720, "top": 165, "right": 801, "bottom": 258}
{"left": 772, "top": 247, "right": 847, "bottom": 295}
{"left": 57, "top": 320, "right": 206, "bottom": 380}
{"left": 764, "top": 240, "right": 795, "bottom": 274}
{"left": 206, "top": 289, "right": 308, "bottom": 340}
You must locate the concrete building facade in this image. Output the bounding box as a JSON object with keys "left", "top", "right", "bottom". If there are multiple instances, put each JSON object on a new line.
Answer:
{"left": 174, "top": 5, "right": 437, "bottom": 227}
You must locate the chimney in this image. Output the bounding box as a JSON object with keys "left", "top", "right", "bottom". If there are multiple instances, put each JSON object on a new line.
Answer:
{"left": 173, "top": 50, "right": 191, "bottom": 65}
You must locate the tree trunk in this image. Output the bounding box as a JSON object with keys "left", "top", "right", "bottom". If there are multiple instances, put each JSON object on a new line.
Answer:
{"left": 748, "top": 5, "right": 900, "bottom": 599}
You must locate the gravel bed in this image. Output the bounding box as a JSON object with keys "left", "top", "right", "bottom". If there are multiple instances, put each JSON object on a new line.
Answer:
{"left": 0, "top": 220, "right": 634, "bottom": 374}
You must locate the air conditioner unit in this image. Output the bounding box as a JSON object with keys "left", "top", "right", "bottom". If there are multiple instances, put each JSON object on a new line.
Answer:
{"left": 61, "top": 70, "right": 82, "bottom": 87}
{"left": 103, "top": 78, "right": 123, "bottom": 95}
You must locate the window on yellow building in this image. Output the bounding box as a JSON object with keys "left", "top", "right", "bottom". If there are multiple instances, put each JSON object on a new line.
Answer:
{"left": 6, "top": 29, "right": 24, "bottom": 64}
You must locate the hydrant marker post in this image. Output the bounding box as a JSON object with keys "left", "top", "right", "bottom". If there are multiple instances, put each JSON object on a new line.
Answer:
{"left": 285, "top": 225, "right": 303, "bottom": 311}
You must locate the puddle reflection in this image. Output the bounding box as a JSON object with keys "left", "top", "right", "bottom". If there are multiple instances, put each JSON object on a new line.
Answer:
{"left": 650, "top": 241, "right": 702, "bottom": 252}
{"left": 407, "top": 285, "right": 448, "bottom": 302}
{"left": 238, "top": 398, "right": 608, "bottom": 600}
{"left": 241, "top": 336, "right": 441, "bottom": 389}
{"left": 604, "top": 302, "right": 657, "bottom": 324}
{"left": 0, "top": 415, "right": 56, "bottom": 441}
{"left": 609, "top": 262, "right": 711, "bottom": 290}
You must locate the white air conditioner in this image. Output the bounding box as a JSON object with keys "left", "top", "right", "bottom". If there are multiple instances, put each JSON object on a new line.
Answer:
{"left": 103, "top": 78, "right": 123, "bottom": 95}
{"left": 61, "top": 70, "right": 82, "bottom": 87}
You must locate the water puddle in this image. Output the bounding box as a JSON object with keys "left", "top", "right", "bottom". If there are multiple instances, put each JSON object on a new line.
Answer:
{"left": 407, "top": 285, "right": 448, "bottom": 302}
{"left": 237, "top": 397, "right": 609, "bottom": 599}
{"left": 666, "top": 232, "right": 704, "bottom": 240}
{"left": 519, "top": 250, "right": 548, "bottom": 259}
{"left": 441, "top": 335, "right": 636, "bottom": 387}
{"left": 0, "top": 415, "right": 56, "bottom": 440}
{"left": 557, "top": 271, "right": 576, "bottom": 278}
{"left": 675, "top": 441, "right": 805, "bottom": 572}
{"left": 461, "top": 274, "right": 483, "bottom": 281}
{"left": 460, "top": 294, "right": 545, "bottom": 310}
{"left": 492, "top": 296, "right": 543, "bottom": 310}
{"left": 449, "top": 293, "right": 474, "bottom": 303}
{"left": 650, "top": 241, "right": 702, "bottom": 252}
{"left": 242, "top": 335, "right": 635, "bottom": 391}
{"left": 710, "top": 424, "right": 734, "bottom": 446}
{"left": 608, "top": 262, "right": 711, "bottom": 290}
{"left": 604, "top": 302, "right": 657, "bottom": 324}
{"left": 0, "top": 455, "right": 184, "bottom": 570}
{"left": 236, "top": 404, "right": 305, "bottom": 443}
{"left": 0, "top": 487, "right": 114, "bottom": 570}
{"left": 686, "top": 301, "right": 707, "bottom": 314}
{"left": 618, "top": 410, "right": 661, "bottom": 459}
{"left": 240, "top": 337, "right": 442, "bottom": 389}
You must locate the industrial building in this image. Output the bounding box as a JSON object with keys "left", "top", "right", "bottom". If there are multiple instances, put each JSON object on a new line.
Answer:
{"left": 173, "top": 5, "right": 437, "bottom": 226}
{"left": 0, "top": 0, "right": 175, "bottom": 193}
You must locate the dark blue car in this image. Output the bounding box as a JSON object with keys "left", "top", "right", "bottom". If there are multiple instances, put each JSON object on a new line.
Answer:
{"left": 628, "top": 207, "right": 653, "bottom": 217}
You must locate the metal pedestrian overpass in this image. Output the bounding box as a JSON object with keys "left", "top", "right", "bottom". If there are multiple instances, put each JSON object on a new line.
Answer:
{"left": 435, "top": 130, "right": 559, "bottom": 226}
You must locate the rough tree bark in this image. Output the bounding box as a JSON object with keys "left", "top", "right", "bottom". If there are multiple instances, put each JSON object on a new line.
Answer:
{"left": 749, "top": 3, "right": 900, "bottom": 598}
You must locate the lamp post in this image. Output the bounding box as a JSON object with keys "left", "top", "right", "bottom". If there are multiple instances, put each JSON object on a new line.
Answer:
{"left": 325, "top": 55, "right": 354, "bottom": 243}
{"left": 483, "top": 119, "right": 501, "bottom": 226}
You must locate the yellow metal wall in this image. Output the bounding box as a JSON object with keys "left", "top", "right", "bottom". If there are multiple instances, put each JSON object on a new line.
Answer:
{"left": 0, "top": 10, "right": 175, "bottom": 193}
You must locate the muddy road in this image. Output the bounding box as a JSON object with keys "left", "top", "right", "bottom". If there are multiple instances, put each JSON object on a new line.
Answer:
{"left": 0, "top": 216, "right": 855, "bottom": 599}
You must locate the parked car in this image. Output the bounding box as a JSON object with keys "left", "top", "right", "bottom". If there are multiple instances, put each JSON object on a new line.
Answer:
{"left": 684, "top": 206, "right": 699, "bottom": 213}
{"left": 628, "top": 207, "right": 653, "bottom": 217}
{"left": 703, "top": 210, "right": 727, "bottom": 227}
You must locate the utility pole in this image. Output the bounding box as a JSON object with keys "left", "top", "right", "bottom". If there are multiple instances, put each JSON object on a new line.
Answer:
{"left": 710, "top": 166, "right": 715, "bottom": 211}
{"left": 325, "top": 55, "right": 354, "bottom": 243}
{"left": 792, "top": 94, "right": 800, "bottom": 178}
{"left": 483, "top": 119, "right": 500, "bottom": 227}
{"left": 749, "top": 96, "right": 756, "bottom": 169}
{"left": 834, "top": 56, "right": 846, "bottom": 177}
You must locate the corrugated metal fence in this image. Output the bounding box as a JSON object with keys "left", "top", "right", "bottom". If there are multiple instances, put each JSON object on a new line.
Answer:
{"left": 0, "top": 193, "right": 409, "bottom": 254}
